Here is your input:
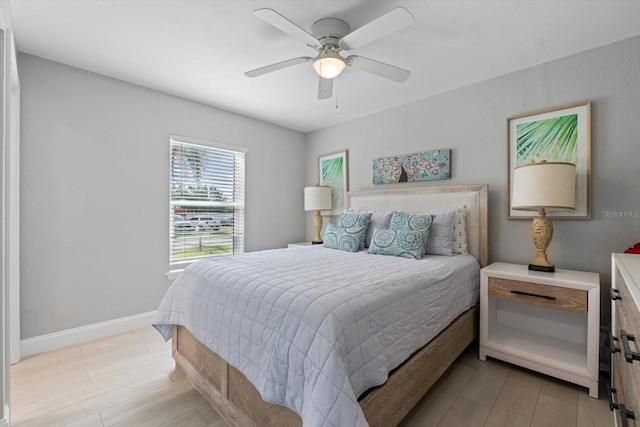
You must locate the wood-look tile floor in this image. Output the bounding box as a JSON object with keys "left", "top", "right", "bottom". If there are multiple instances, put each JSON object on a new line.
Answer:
{"left": 11, "top": 327, "right": 613, "bottom": 427}
{"left": 399, "top": 347, "right": 613, "bottom": 427}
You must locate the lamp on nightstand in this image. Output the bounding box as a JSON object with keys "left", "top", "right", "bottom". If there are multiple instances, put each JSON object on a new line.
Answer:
{"left": 304, "top": 186, "right": 332, "bottom": 244}
{"left": 511, "top": 161, "right": 576, "bottom": 272}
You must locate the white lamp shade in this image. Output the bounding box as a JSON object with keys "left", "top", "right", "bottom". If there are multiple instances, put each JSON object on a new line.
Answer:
{"left": 512, "top": 162, "right": 577, "bottom": 211}
{"left": 304, "top": 186, "right": 332, "bottom": 211}
{"left": 312, "top": 50, "right": 346, "bottom": 79}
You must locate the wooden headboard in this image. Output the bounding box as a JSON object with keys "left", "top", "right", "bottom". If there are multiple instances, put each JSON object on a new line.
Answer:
{"left": 346, "top": 184, "right": 489, "bottom": 267}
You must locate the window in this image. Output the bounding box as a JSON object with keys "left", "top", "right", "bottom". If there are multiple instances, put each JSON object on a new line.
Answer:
{"left": 170, "top": 135, "right": 246, "bottom": 269}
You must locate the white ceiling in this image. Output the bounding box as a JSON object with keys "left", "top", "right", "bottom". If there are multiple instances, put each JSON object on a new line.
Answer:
{"left": 7, "top": 0, "right": 640, "bottom": 133}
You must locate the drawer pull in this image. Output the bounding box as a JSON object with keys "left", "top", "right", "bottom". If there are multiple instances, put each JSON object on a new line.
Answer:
{"left": 620, "top": 330, "right": 640, "bottom": 363}
{"left": 608, "top": 383, "right": 617, "bottom": 411}
{"left": 609, "top": 384, "right": 636, "bottom": 426}
{"left": 612, "top": 334, "right": 620, "bottom": 354}
{"left": 619, "top": 403, "right": 636, "bottom": 427}
{"left": 611, "top": 287, "right": 622, "bottom": 301}
{"left": 510, "top": 290, "right": 556, "bottom": 300}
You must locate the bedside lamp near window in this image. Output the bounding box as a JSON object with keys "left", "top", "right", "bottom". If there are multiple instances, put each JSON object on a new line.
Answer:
{"left": 511, "top": 161, "right": 577, "bottom": 272}
{"left": 304, "top": 186, "right": 332, "bottom": 244}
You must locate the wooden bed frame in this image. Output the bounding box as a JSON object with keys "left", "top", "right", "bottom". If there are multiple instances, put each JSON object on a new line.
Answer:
{"left": 172, "top": 184, "right": 489, "bottom": 426}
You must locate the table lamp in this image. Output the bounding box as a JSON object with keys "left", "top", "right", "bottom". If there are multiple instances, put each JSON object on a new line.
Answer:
{"left": 304, "top": 186, "right": 332, "bottom": 244}
{"left": 511, "top": 161, "right": 576, "bottom": 272}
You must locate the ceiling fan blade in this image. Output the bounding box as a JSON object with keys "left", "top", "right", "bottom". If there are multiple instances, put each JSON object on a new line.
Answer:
{"left": 318, "top": 77, "right": 333, "bottom": 99}
{"left": 245, "top": 57, "right": 312, "bottom": 77}
{"left": 254, "top": 8, "right": 321, "bottom": 49}
{"left": 347, "top": 55, "right": 411, "bottom": 82}
{"left": 339, "top": 7, "right": 414, "bottom": 50}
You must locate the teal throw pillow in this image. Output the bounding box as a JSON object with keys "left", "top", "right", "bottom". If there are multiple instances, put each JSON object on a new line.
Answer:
{"left": 323, "top": 224, "right": 366, "bottom": 253}
{"left": 339, "top": 212, "right": 372, "bottom": 249}
{"left": 367, "top": 228, "right": 426, "bottom": 260}
{"left": 390, "top": 212, "right": 435, "bottom": 255}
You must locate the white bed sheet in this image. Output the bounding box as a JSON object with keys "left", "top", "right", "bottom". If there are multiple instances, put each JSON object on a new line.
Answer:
{"left": 154, "top": 246, "right": 480, "bottom": 427}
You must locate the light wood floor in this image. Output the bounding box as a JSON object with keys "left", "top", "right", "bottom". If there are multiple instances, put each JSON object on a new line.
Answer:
{"left": 11, "top": 327, "right": 613, "bottom": 427}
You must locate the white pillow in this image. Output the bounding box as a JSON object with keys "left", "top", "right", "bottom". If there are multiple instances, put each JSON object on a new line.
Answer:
{"left": 452, "top": 206, "right": 468, "bottom": 255}
{"left": 426, "top": 208, "right": 456, "bottom": 256}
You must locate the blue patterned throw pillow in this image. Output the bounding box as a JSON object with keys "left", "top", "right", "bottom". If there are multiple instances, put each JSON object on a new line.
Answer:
{"left": 365, "top": 211, "right": 393, "bottom": 248}
{"left": 323, "top": 224, "right": 366, "bottom": 252}
{"left": 339, "top": 212, "right": 372, "bottom": 249}
{"left": 390, "top": 212, "right": 435, "bottom": 255}
{"left": 367, "top": 228, "right": 427, "bottom": 260}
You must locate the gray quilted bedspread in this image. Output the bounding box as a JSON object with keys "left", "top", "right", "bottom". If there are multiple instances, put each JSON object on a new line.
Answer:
{"left": 154, "top": 246, "right": 479, "bottom": 427}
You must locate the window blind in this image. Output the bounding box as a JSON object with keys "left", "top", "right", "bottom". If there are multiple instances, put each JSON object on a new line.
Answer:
{"left": 170, "top": 136, "right": 245, "bottom": 268}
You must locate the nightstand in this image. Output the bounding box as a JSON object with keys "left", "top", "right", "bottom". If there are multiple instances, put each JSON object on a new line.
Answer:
{"left": 287, "top": 242, "right": 313, "bottom": 248}
{"left": 479, "top": 262, "right": 600, "bottom": 397}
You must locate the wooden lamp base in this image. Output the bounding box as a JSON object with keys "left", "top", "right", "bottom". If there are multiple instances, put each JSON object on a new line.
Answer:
{"left": 529, "top": 208, "right": 555, "bottom": 273}
{"left": 312, "top": 210, "right": 324, "bottom": 244}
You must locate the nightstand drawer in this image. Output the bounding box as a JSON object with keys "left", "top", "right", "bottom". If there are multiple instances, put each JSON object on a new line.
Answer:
{"left": 488, "top": 277, "right": 588, "bottom": 314}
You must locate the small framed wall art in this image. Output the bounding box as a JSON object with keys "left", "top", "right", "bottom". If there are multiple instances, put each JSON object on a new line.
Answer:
{"left": 373, "top": 149, "right": 451, "bottom": 185}
{"left": 508, "top": 102, "right": 591, "bottom": 219}
{"left": 318, "top": 150, "right": 348, "bottom": 216}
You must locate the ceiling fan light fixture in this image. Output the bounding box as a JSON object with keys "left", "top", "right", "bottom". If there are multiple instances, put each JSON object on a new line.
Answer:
{"left": 312, "top": 50, "right": 346, "bottom": 79}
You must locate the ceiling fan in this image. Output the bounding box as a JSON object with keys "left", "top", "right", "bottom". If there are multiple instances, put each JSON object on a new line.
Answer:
{"left": 245, "top": 7, "right": 415, "bottom": 99}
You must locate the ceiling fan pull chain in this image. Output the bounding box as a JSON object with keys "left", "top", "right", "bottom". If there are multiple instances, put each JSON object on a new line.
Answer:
{"left": 335, "top": 80, "right": 339, "bottom": 109}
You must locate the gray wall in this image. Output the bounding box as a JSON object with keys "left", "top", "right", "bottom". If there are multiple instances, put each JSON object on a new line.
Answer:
{"left": 306, "top": 36, "right": 640, "bottom": 319}
{"left": 18, "top": 35, "right": 640, "bottom": 339}
{"left": 19, "top": 53, "right": 307, "bottom": 339}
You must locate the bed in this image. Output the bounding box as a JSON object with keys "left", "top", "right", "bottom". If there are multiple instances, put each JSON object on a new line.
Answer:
{"left": 154, "top": 184, "right": 488, "bottom": 427}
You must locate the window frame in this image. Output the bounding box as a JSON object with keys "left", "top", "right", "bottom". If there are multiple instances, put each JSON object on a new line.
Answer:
{"left": 169, "top": 135, "right": 247, "bottom": 274}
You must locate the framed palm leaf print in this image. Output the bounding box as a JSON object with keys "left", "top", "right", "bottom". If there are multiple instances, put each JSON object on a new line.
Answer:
{"left": 318, "top": 150, "right": 348, "bottom": 216}
{"left": 508, "top": 102, "right": 591, "bottom": 219}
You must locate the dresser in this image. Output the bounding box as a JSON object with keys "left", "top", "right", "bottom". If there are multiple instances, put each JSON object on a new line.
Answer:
{"left": 611, "top": 253, "right": 640, "bottom": 426}
{"left": 480, "top": 262, "right": 600, "bottom": 397}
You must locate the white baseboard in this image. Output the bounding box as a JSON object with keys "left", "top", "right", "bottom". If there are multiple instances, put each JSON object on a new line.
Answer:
{"left": 0, "top": 404, "right": 9, "bottom": 427}
{"left": 20, "top": 311, "right": 157, "bottom": 359}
